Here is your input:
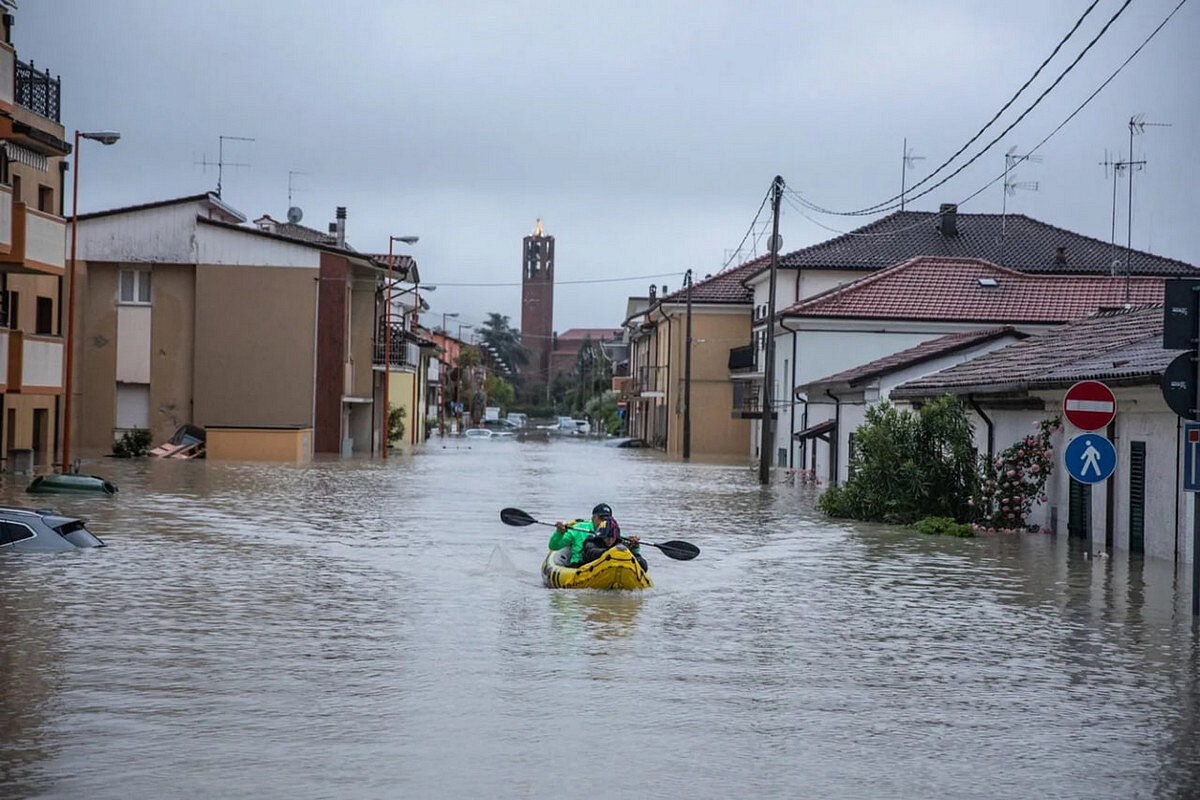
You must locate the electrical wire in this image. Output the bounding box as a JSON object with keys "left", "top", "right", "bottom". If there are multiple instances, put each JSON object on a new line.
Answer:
{"left": 796, "top": 0, "right": 1135, "bottom": 217}
{"left": 720, "top": 184, "right": 773, "bottom": 269}
{"left": 434, "top": 270, "right": 685, "bottom": 288}
{"left": 784, "top": 0, "right": 1188, "bottom": 233}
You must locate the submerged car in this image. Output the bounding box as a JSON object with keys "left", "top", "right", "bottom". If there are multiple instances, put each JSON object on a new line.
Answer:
{"left": 0, "top": 507, "right": 105, "bottom": 553}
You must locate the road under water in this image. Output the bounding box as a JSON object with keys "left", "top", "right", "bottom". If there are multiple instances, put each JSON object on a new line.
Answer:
{"left": 2, "top": 438, "right": 1200, "bottom": 799}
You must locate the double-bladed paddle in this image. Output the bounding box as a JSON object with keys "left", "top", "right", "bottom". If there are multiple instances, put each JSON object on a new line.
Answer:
{"left": 499, "top": 507, "right": 700, "bottom": 561}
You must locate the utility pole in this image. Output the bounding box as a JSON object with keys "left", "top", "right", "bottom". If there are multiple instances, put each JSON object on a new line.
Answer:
{"left": 758, "top": 176, "right": 784, "bottom": 485}
{"left": 683, "top": 269, "right": 693, "bottom": 460}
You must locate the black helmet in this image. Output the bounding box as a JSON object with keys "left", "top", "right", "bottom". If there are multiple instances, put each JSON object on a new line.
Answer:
{"left": 591, "top": 503, "right": 613, "bottom": 519}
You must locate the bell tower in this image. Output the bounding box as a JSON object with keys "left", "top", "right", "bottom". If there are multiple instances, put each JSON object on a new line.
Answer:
{"left": 521, "top": 218, "right": 554, "bottom": 385}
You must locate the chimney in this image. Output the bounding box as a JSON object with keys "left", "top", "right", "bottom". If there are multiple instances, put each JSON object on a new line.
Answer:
{"left": 649, "top": 285, "right": 657, "bottom": 300}
{"left": 1054, "top": 246, "right": 1067, "bottom": 265}
{"left": 938, "top": 203, "right": 958, "bottom": 236}
{"left": 335, "top": 206, "right": 347, "bottom": 248}
{"left": 661, "top": 285, "right": 668, "bottom": 296}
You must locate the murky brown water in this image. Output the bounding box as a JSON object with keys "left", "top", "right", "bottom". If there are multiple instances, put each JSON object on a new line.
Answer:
{"left": 2, "top": 438, "right": 1200, "bottom": 799}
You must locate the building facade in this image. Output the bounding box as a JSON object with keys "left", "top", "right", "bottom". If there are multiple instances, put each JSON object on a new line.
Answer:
{"left": 0, "top": 15, "right": 70, "bottom": 468}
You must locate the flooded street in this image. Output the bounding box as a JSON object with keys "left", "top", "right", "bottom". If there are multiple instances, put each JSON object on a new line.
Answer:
{"left": 3, "top": 438, "right": 1200, "bottom": 798}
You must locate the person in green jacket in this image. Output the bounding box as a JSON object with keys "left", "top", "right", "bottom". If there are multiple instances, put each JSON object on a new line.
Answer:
{"left": 550, "top": 503, "right": 643, "bottom": 568}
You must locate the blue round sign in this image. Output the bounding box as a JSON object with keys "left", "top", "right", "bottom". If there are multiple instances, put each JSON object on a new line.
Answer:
{"left": 1064, "top": 433, "right": 1117, "bottom": 484}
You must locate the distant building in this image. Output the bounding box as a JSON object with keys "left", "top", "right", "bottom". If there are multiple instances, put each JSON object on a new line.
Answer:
{"left": 520, "top": 219, "right": 554, "bottom": 386}
{"left": 548, "top": 327, "right": 622, "bottom": 381}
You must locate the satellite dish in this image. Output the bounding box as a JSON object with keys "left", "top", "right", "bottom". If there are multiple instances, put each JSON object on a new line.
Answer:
{"left": 287, "top": 206, "right": 303, "bottom": 224}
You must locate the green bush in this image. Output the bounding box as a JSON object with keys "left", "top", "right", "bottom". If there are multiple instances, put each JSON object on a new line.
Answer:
{"left": 388, "top": 405, "right": 406, "bottom": 443}
{"left": 817, "top": 396, "right": 977, "bottom": 525}
{"left": 913, "top": 516, "right": 974, "bottom": 537}
{"left": 112, "top": 428, "right": 152, "bottom": 458}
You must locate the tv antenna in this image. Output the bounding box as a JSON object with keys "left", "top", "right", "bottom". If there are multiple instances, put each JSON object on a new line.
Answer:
{"left": 287, "top": 170, "right": 308, "bottom": 224}
{"left": 1001, "top": 145, "right": 1042, "bottom": 231}
{"left": 194, "top": 134, "right": 255, "bottom": 197}
{"left": 898, "top": 138, "right": 925, "bottom": 211}
{"left": 1120, "top": 114, "right": 1171, "bottom": 298}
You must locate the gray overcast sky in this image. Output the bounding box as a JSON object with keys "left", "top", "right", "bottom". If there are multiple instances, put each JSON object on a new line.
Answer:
{"left": 21, "top": 0, "right": 1200, "bottom": 333}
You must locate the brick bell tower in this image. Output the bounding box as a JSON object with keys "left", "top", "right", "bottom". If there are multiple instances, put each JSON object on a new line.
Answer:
{"left": 521, "top": 218, "right": 554, "bottom": 385}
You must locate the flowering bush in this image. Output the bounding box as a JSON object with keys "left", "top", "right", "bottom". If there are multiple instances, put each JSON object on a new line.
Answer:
{"left": 971, "top": 417, "right": 1059, "bottom": 531}
{"left": 785, "top": 468, "right": 821, "bottom": 486}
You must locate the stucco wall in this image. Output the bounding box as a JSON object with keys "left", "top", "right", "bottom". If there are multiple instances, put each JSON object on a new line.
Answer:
{"left": 78, "top": 261, "right": 118, "bottom": 451}
{"left": 193, "top": 264, "right": 316, "bottom": 428}
{"left": 149, "top": 264, "right": 195, "bottom": 443}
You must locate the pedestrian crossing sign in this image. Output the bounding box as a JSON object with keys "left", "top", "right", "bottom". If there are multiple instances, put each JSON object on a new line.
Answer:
{"left": 1064, "top": 433, "right": 1116, "bottom": 485}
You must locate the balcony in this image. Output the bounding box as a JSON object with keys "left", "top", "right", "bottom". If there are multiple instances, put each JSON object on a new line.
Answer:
{"left": 0, "top": 202, "right": 66, "bottom": 274}
{"left": 6, "top": 332, "right": 62, "bottom": 393}
{"left": 728, "top": 343, "right": 758, "bottom": 374}
{"left": 635, "top": 364, "right": 667, "bottom": 397}
{"left": 373, "top": 322, "right": 420, "bottom": 370}
{"left": 732, "top": 380, "right": 776, "bottom": 420}
{"left": 15, "top": 59, "right": 60, "bottom": 122}
{"left": 0, "top": 44, "right": 13, "bottom": 113}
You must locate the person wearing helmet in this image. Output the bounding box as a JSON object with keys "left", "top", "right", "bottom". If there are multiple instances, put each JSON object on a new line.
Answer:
{"left": 551, "top": 503, "right": 645, "bottom": 569}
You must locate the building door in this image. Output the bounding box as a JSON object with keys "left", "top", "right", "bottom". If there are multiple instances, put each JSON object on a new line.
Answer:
{"left": 1067, "top": 478, "right": 1091, "bottom": 539}
{"left": 32, "top": 408, "right": 47, "bottom": 466}
{"left": 1128, "top": 441, "right": 1146, "bottom": 554}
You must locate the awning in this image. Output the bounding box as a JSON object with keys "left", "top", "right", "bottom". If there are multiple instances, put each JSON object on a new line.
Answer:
{"left": 793, "top": 418, "right": 836, "bottom": 441}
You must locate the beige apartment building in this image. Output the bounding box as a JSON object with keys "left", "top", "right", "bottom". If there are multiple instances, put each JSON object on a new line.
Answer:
{"left": 72, "top": 194, "right": 390, "bottom": 458}
{"left": 0, "top": 15, "right": 70, "bottom": 467}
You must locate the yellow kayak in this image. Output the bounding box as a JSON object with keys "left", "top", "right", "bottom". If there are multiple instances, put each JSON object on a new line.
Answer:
{"left": 541, "top": 544, "right": 652, "bottom": 590}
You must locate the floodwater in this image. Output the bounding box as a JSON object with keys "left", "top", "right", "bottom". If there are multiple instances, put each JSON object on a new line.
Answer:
{"left": 2, "top": 438, "right": 1200, "bottom": 799}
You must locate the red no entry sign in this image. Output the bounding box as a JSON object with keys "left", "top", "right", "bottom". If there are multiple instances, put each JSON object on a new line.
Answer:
{"left": 1063, "top": 380, "right": 1116, "bottom": 431}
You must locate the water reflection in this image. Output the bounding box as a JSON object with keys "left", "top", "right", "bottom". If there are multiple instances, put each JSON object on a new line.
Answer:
{"left": 1, "top": 445, "right": 1200, "bottom": 797}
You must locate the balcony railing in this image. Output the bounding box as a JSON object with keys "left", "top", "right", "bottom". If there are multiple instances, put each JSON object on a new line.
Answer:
{"left": 731, "top": 380, "right": 776, "bottom": 420}
{"left": 728, "top": 344, "right": 757, "bottom": 372}
{"left": 373, "top": 322, "right": 420, "bottom": 369}
{"left": 636, "top": 364, "right": 667, "bottom": 395}
{"left": 0, "top": 203, "right": 66, "bottom": 274}
{"left": 15, "top": 60, "right": 60, "bottom": 122}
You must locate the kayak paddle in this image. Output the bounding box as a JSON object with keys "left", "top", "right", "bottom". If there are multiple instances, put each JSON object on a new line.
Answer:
{"left": 499, "top": 507, "right": 700, "bottom": 561}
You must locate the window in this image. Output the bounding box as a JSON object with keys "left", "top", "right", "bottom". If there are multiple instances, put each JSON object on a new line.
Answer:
{"left": 119, "top": 269, "right": 151, "bottom": 304}
{"left": 115, "top": 383, "right": 150, "bottom": 429}
{"left": 35, "top": 296, "right": 52, "bottom": 334}
{"left": 0, "top": 520, "right": 35, "bottom": 546}
{"left": 12, "top": 174, "right": 20, "bottom": 203}
{"left": 37, "top": 184, "right": 52, "bottom": 213}
{"left": 7, "top": 290, "right": 17, "bottom": 330}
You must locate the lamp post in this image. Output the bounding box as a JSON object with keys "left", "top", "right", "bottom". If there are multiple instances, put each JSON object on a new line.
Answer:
{"left": 439, "top": 312, "right": 459, "bottom": 436}
{"left": 62, "top": 130, "right": 120, "bottom": 473}
{"left": 381, "top": 234, "right": 418, "bottom": 459}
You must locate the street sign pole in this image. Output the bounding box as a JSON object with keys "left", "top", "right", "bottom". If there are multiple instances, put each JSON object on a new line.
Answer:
{"left": 1193, "top": 283, "right": 1200, "bottom": 617}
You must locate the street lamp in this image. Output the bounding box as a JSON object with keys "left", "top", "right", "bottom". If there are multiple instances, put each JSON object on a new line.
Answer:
{"left": 382, "top": 234, "right": 418, "bottom": 460}
{"left": 62, "top": 130, "right": 121, "bottom": 472}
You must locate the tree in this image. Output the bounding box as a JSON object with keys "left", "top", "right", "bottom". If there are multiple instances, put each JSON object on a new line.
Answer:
{"left": 485, "top": 375, "right": 515, "bottom": 409}
{"left": 566, "top": 335, "right": 613, "bottom": 415}
{"left": 479, "top": 313, "right": 529, "bottom": 374}
{"left": 818, "top": 397, "right": 977, "bottom": 524}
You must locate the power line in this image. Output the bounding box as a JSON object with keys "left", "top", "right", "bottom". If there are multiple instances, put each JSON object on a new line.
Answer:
{"left": 434, "top": 270, "right": 685, "bottom": 288}
{"left": 798, "top": 0, "right": 1134, "bottom": 217}
{"left": 721, "top": 184, "right": 773, "bottom": 269}
{"left": 780, "top": 0, "right": 1190, "bottom": 243}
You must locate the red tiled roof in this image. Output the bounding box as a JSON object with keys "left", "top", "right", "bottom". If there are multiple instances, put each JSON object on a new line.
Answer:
{"left": 755, "top": 210, "right": 1198, "bottom": 277}
{"left": 799, "top": 327, "right": 1026, "bottom": 392}
{"left": 659, "top": 256, "right": 768, "bottom": 305}
{"left": 782, "top": 257, "right": 1165, "bottom": 323}
{"left": 891, "top": 306, "right": 1179, "bottom": 398}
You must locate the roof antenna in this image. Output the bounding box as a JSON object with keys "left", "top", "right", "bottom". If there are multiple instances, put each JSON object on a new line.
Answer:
{"left": 287, "top": 170, "right": 308, "bottom": 224}
{"left": 194, "top": 135, "right": 255, "bottom": 197}
{"left": 899, "top": 138, "right": 924, "bottom": 211}
{"left": 1123, "top": 114, "right": 1170, "bottom": 302}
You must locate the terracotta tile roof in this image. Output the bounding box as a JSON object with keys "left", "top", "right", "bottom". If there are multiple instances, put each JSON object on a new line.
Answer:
{"left": 782, "top": 257, "right": 1165, "bottom": 324}
{"left": 757, "top": 210, "right": 1198, "bottom": 277}
{"left": 658, "top": 256, "right": 768, "bottom": 305}
{"left": 891, "top": 306, "right": 1180, "bottom": 398}
{"left": 798, "top": 327, "right": 1026, "bottom": 393}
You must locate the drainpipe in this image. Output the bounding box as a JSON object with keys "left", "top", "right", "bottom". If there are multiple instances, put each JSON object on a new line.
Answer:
{"left": 654, "top": 302, "right": 672, "bottom": 451}
{"left": 779, "top": 317, "right": 801, "bottom": 468}
{"left": 826, "top": 389, "right": 841, "bottom": 486}
{"left": 967, "top": 394, "right": 994, "bottom": 459}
